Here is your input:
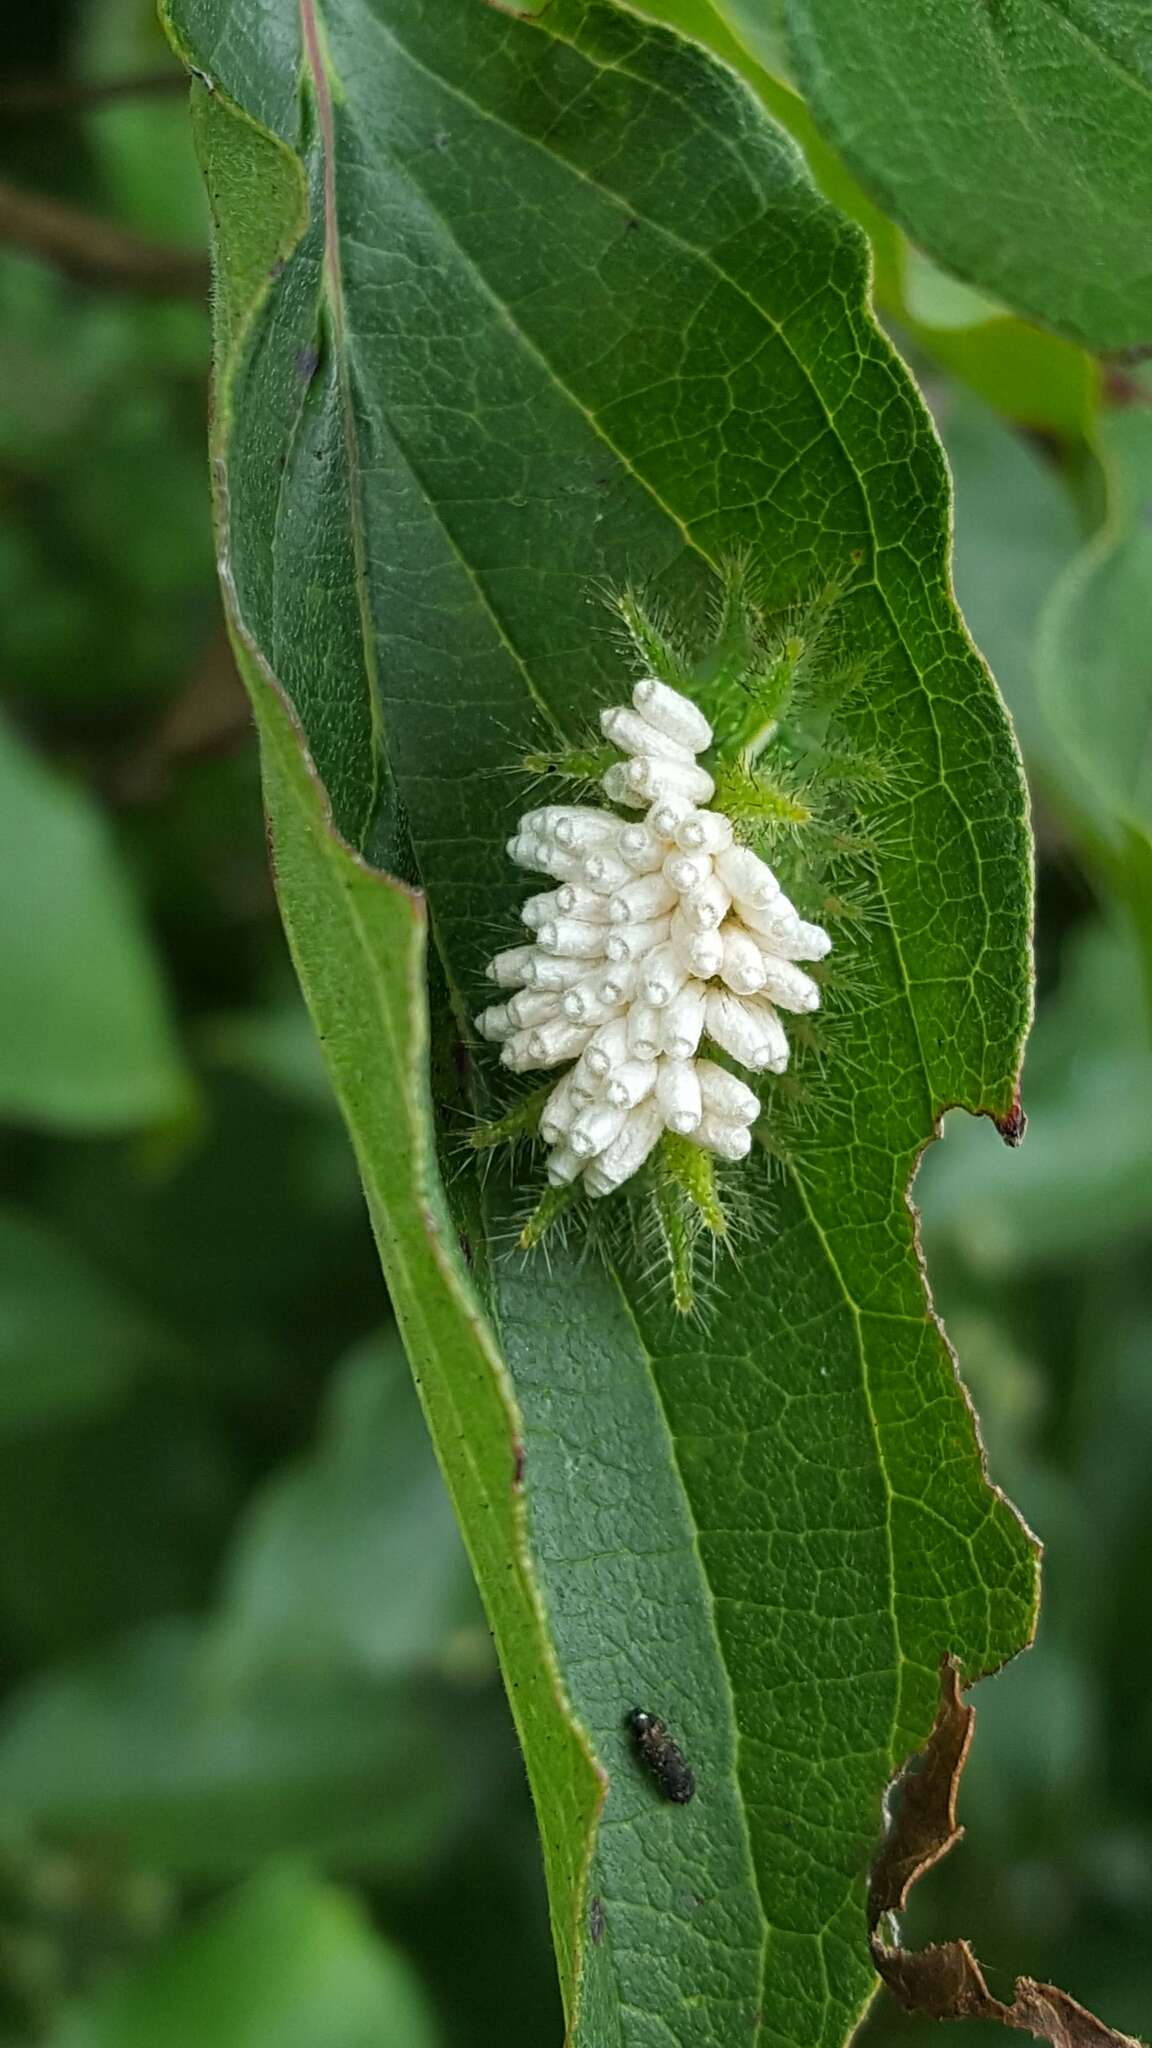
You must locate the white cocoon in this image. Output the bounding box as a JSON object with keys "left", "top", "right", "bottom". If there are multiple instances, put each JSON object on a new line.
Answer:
{"left": 561, "top": 979, "right": 621, "bottom": 1023}
{"left": 583, "top": 1016, "right": 630, "bottom": 1079}
{"left": 526, "top": 954, "right": 594, "bottom": 991}
{"left": 676, "top": 809, "right": 732, "bottom": 854}
{"left": 695, "top": 1060, "right": 760, "bottom": 1124}
{"left": 582, "top": 851, "right": 633, "bottom": 894}
{"left": 608, "top": 872, "right": 678, "bottom": 924}
{"left": 703, "top": 991, "right": 790, "bottom": 1073}
{"left": 570, "top": 1099, "right": 631, "bottom": 1159}
{"left": 689, "top": 1114, "right": 752, "bottom": 1161}
{"left": 487, "top": 944, "right": 538, "bottom": 987}
{"left": 601, "top": 762, "right": 650, "bottom": 807}
{"left": 546, "top": 1144, "right": 584, "bottom": 1185}
{"left": 626, "top": 1000, "right": 662, "bottom": 1060}
{"left": 605, "top": 917, "right": 672, "bottom": 963}
{"left": 640, "top": 941, "right": 689, "bottom": 1008}
{"left": 623, "top": 755, "right": 715, "bottom": 806}
{"left": 555, "top": 884, "right": 613, "bottom": 922}
{"left": 585, "top": 1097, "right": 665, "bottom": 1195}
{"left": 632, "top": 676, "right": 713, "bottom": 753}
{"left": 656, "top": 1058, "right": 703, "bottom": 1135}
{"left": 719, "top": 926, "right": 769, "bottom": 994}
{"left": 604, "top": 1058, "right": 658, "bottom": 1109}
{"left": 525, "top": 1018, "right": 596, "bottom": 1064}
{"left": 600, "top": 705, "right": 696, "bottom": 763}
{"left": 551, "top": 809, "right": 621, "bottom": 852}
{"left": 507, "top": 988, "right": 563, "bottom": 1028}
{"left": 715, "top": 843, "right": 780, "bottom": 905}
{"left": 681, "top": 874, "right": 731, "bottom": 932}
{"left": 539, "top": 1071, "right": 581, "bottom": 1143}
{"left": 659, "top": 980, "right": 707, "bottom": 1060}
{"left": 537, "top": 919, "right": 608, "bottom": 959}
{"left": 474, "top": 1004, "right": 513, "bottom": 1041}
{"left": 663, "top": 849, "right": 711, "bottom": 893}
{"left": 618, "top": 823, "right": 665, "bottom": 872}
{"left": 648, "top": 793, "right": 695, "bottom": 838}
{"left": 757, "top": 956, "right": 821, "bottom": 1012}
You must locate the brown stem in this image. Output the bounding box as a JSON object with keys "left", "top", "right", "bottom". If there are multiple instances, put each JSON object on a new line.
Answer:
{"left": 0, "top": 68, "right": 187, "bottom": 114}
{"left": 0, "top": 178, "right": 208, "bottom": 299}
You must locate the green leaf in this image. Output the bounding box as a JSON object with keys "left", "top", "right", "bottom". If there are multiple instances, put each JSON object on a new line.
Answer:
{"left": 0, "top": 717, "right": 193, "bottom": 1133}
{"left": 209, "top": 602, "right": 599, "bottom": 1984}
{"left": 212, "top": 1332, "right": 484, "bottom": 1685}
{"left": 919, "top": 921, "right": 1152, "bottom": 1270}
{"left": 785, "top": 0, "right": 1152, "bottom": 350}
{"left": 938, "top": 392, "right": 1088, "bottom": 811}
{"left": 704, "top": 0, "right": 790, "bottom": 76}
{"left": 1037, "top": 407, "right": 1152, "bottom": 1009}
{"left": 911, "top": 315, "right": 1099, "bottom": 438}
{"left": 1039, "top": 410, "right": 1152, "bottom": 850}
{"left": 50, "top": 1864, "right": 438, "bottom": 2048}
{"left": 630, "top": 1, "right": 1101, "bottom": 433}
{"left": 629, "top": 0, "right": 907, "bottom": 302}
{"left": 166, "top": 1, "right": 1038, "bottom": 2040}
{"left": 0, "top": 1210, "right": 165, "bottom": 1437}
{"left": 0, "top": 1397, "right": 235, "bottom": 1658}
{"left": 0, "top": 1620, "right": 472, "bottom": 1878}
{"left": 200, "top": 995, "right": 337, "bottom": 1108}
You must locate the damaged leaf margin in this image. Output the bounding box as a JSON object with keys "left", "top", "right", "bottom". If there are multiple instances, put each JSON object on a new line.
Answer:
{"left": 870, "top": 1662, "right": 1144, "bottom": 2047}
{"left": 166, "top": 0, "right": 1047, "bottom": 2038}
{"left": 180, "top": 73, "right": 608, "bottom": 2020}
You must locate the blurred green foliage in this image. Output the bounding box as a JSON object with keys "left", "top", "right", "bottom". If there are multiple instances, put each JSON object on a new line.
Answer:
{"left": 0, "top": 1, "right": 1149, "bottom": 2042}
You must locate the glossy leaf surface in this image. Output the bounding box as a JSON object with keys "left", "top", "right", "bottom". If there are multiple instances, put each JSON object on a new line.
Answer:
{"left": 786, "top": 0, "right": 1152, "bottom": 350}
{"left": 165, "top": 1, "right": 1038, "bottom": 2039}
{"left": 0, "top": 717, "right": 191, "bottom": 1133}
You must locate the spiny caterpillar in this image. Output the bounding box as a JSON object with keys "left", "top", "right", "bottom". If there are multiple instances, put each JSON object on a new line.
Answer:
{"left": 471, "top": 567, "right": 882, "bottom": 1313}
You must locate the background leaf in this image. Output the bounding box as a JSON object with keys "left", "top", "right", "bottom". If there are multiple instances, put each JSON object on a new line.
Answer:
{"left": 784, "top": 0, "right": 1152, "bottom": 350}
{"left": 0, "top": 1620, "right": 472, "bottom": 1879}
{"left": 938, "top": 389, "right": 1089, "bottom": 812}
{"left": 919, "top": 922, "right": 1152, "bottom": 1271}
{"left": 0, "top": 715, "right": 192, "bottom": 1132}
{"left": 1036, "top": 403, "right": 1152, "bottom": 1012}
{"left": 211, "top": 1333, "right": 485, "bottom": 1685}
{"left": 627, "top": 0, "right": 1103, "bottom": 434}
{"left": 1038, "top": 408, "right": 1152, "bottom": 850}
{"left": 0, "top": 1209, "right": 167, "bottom": 1436}
{"left": 164, "top": 0, "right": 1040, "bottom": 2041}
{"left": 47, "top": 1864, "right": 439, "bottom": 2048}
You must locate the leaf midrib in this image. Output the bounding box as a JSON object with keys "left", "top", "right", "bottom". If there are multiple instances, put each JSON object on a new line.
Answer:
{"left": 301, "top": 0, "right": 386, "bottom": 852}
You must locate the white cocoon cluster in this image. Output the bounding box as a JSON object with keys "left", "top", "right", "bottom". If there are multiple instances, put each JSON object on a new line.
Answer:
{"left": 476, "top": 676, "right": 830, "bottom": 1195}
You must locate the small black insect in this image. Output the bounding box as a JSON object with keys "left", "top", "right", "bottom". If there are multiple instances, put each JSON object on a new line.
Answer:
{"left": 626, "top": 1707, "right": 696, "bottom": 1804}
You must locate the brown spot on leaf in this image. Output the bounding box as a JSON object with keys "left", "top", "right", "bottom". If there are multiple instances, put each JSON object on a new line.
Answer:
{"left": 869, "top": 1659, "right": 1143, "bottom": 2047}
{"left": 995, "top": 1095, "right": 1028, "bottom": 1147}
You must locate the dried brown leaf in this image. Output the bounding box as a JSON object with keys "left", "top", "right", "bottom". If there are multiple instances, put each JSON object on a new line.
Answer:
{"left": 869, "top": 1659, "right": 1144, "bottom": 2048}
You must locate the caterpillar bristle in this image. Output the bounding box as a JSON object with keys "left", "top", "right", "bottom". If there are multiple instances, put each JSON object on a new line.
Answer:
{"left": 452, "top": 560, "right": 893, "bottom": 1316}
